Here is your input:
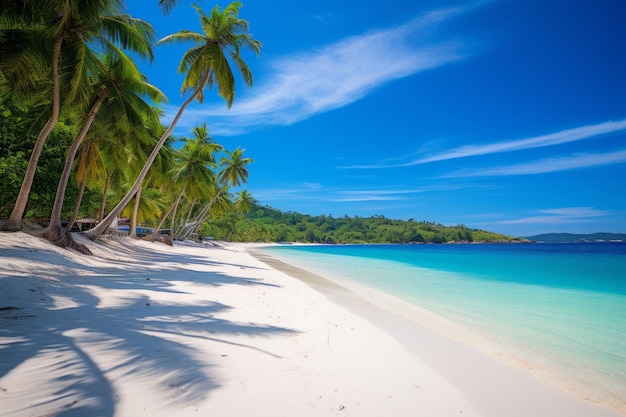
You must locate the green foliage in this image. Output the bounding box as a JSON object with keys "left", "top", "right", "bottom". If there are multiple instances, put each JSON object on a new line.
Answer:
{"left": 201, "top": 204, "right": 516, "bottom": 244}
{"left": 525, "top": 233, "right": 625, "bottom": 243}
{"left": 0, "top": 96, "right": 83, "bottom": 218}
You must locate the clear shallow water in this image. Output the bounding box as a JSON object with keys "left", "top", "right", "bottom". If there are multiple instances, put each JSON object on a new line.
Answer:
{"left": 263, "top": 243, "right": 626, "bottom": 406}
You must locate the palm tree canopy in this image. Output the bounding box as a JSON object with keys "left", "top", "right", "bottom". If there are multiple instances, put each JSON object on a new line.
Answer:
{"left": 219, "top": 147, "right": 253, "bottom": 187}
{"left": 157, "top": 1, "right": 261, "bottom": 107}
{"left": 158, "top": 0, "right": 181, "bottom": 15}
{"left": 91, "top": 50, "right": 166, "bottom": 137}
{"left": 170, "top": 127, "right": 223, "bottom": 198}
{"left": 172, "top": 138, "right": 219, "bottom": 183}
{"left": 1, "top": 0, "right": 156, "bottom": 106}
{"left": 234, "top": 189, "right": 255, "bottom": 213}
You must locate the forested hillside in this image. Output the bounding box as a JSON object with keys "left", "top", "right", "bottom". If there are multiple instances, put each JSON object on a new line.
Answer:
{"left": 200, "top": 204, "right": 520, "bottom": 244}
{"left": 526, "top": 233, "right": 626, "bottom": 243}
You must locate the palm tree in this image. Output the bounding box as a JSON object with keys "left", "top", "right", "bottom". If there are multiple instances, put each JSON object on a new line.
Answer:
{"left": 148, "top": 125, "right": 221, "bottom": 241}
{"left": 234, "top": 189, "right": 255, "bottom": 214}
{"left": 65, "top": 134, "right": 106, "bottom": 232}
{"left": 64, "top": 119, "right": 147, "bottom": 231}
{"left": 85, "top": 1, "right": 261, "bottom": 240}
{"left": 177, "top": 147, "right": 252, "bottom": 240}
{"left": 1, "top": 0, "right": 155, "bottom": 231}
{"left": 127, "top": 133, "right": 174, "bottom": 238}
{"left": 45, "top": 51, "right": 164, "bottom": 245}
{"left": 219, "top": 147, "right": 253, "bottom": 188}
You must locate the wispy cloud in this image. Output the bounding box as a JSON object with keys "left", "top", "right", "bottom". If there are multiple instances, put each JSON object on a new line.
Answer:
{"left": 332, "top": 189, "right": 421, "bottom": 202}
{"left": 344, "top": 119, "right": 626, "bottom": 169}
{"left": 494, "top": 207, "right": 611, "bottom": 225}
{"left": 254, "top": 182, "right": 482, "bottom": 204}
{"left": 254, "top": 185, "right": 419, "bottom": 203}
{"left": 253, "top": 183, "right": 325, "bottom": 202}
{"left": 166, "top": 6, "right": 472, "bottom": 135}
{"left": 443, "top": 148, "right": 626, "bottom": 177}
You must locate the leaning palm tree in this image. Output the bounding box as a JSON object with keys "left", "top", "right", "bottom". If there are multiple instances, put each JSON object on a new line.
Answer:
{"left": 1, "top": 0, "right": 155, "bottom": 231}
{"left": 67, "top": 103, "right": 153, "bottom": 229}
{"left": 85, "top": 1, "right": 261, "bottom": 240}
{"left": 176, "top": 147, "right": 252, "bottom": 240}
{"left": 148, "top": 128, "right": 221, "bottom": 241}
{"left": 121, "top": 106, "right": 168, "bottom": 237}
{"left": 65, "top": 134, "right": 106, "bottom": 232}
{"left": 45, "top": 51, "right": 164, "bottom": 246}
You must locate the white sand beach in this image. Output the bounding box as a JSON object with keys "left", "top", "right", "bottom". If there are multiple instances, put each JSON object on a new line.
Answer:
{"left": 0, "top": 232, "right": 622, "bottom": 417}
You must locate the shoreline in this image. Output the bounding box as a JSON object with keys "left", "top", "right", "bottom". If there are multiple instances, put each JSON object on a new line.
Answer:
{"left": 0, "top": 233, "right": 622, "bottom": 416}
{"left": 248, "top": 246, "right": 625, "bottom": 416}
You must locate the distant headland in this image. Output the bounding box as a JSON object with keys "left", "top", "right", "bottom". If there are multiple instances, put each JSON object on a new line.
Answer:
{"left": 525, "top": 232, "right": 626, "bottom": 243}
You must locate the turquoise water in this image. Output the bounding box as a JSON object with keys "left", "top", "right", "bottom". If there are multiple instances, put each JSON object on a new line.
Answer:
{"left": 262, "top": 243, "right": 626, "bottom": 407}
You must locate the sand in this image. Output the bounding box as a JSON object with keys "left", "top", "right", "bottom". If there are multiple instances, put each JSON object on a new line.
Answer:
{"left": 0, "top": 232, "right": 622, "bottom": 417}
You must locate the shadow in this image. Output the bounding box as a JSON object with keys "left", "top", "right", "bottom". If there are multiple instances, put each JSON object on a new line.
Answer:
{"left": 0, "top": 234, "right": 295, "bottom": 417}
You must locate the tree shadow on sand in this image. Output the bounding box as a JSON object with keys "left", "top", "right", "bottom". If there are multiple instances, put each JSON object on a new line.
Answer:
{"left": 0, "top": 235, "right": 295, "bottom": 417}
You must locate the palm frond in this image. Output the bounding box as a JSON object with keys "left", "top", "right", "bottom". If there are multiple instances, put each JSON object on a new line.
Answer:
{"left": 158, "top": 0, "right": 181, "bottom": 15}
{"left": 229, "top": 51, "right": 253, "bottom": 87}
{"left": 157, "top": 30, "right": 205, "bottom": 46}
{"left": 99, "top": 15, "right": 156, "bottom": 61}
{"left": 162, "top": 1, "right": 261, "bottom": 106}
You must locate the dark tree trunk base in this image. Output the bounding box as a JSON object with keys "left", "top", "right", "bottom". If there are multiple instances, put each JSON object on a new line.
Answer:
{"left": 142, "top": 234, "right": 173, "bottom": 245}
{"left": 44, "top": 226, "right": 92, "bottom": 255}
{"left": 81, "top": 232, "right": 98, "bottom": 241}
{"left": 1, "top": 219, "right": 22, "bottom": 231}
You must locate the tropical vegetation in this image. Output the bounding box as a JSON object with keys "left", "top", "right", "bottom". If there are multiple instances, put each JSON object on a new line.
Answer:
{"left": 1, "top": 1, "right": 517, "bottom": 249}
{"left": 1, "top": 0, "right": 261, "bottom": 251}
{"left": 201, "top": 204, "right": 519, "bottom": 244}
{"left": 525, "top": 233, "right": 626, "bottom": 243}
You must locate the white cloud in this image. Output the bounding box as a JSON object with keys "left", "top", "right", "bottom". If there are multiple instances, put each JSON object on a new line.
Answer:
{"left": 253, "top": 186, "right": 413, "bottom": 203}
{"left": 164, "top": 6, "right": 471, "bottom": 135}
{"left": 333, "top": 189, "right": 422, "bottom": 202}
{"left": 253, "top": 183, "right": 480, "bottom": 204}
{"left": 494, "top": 207, "right": 611, "bottom": 225}
{"left": 344, "top": 119, "right": 626, "bottom": 169}
{"left": 443, "top": 148, "right": 626, "bottom": 177}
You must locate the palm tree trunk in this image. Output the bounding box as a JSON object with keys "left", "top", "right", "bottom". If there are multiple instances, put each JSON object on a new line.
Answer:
{"left": 184, "top": 199, "right": 196, "bottom": 227}
{"left": 129, "top": 185, "right": 142, "bottom": 238}
{"left": 65, "top": 178, "right": 86, "bottom": 232}
{"left": 177, "top": 185, "right": 225, "bottom": 241}
{"left": 147, "top": 189, "right": 183, "bottom": 241}
{"left": 46, "top": 95, "right": 105, "bottom": 243}
{"left": 85, "top": 86, "right": 203, "bottom": 241}
{"left": 174, "top": 199, "right": 196, "bottom": 239}
{"left": 170, "top": 190, "right": 183, "bottom": 240}
{"left": 148, "top": 200, "right": 175, "bottom": 240}
{"left": 3, "top": 36, "right": 63, "bottom": 231}
{"left": 99, "top": 173, "right": 111, "bottom": 222}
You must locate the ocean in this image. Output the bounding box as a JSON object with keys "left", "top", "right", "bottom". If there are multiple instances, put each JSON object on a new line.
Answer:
{"left": 261, "top": 243, "right": 626, "bottom": 409}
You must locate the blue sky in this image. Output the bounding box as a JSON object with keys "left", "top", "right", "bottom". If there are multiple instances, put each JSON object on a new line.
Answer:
{"left": 125, "top": 0, "right": 626, "bottom": 236}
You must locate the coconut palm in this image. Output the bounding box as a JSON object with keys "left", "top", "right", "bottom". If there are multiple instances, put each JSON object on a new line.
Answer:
{"left": 85, "top": 1, "right": 261, "bottom": 240}
{"left": 148, "top": 125, "right": 222, "bottom": 241}
{"left": 176, "top": 147, "right": 252, "bottom": 240}
{"left": 97, "top": 135, "right": 144, "bottom": 221}
{"left": 127, "top": 133, "right": 174, "bottom": 238}
{"left": 65, "top": 135, "right": 105, "bottom": 232}
{"left": 46, "top": 51, "right": 164, "bottom": 245}
{"left": 1, "top": 0, "right": 155, "bottom": 231}
{"left": 125, "top": 106, "right": 168, "bottom": 237}
{"left": 70, "top": 110, "right": 149, "bottom": 227}
{"left": 234, "top": 189, "right": 255, "bottom": 213}
{"left": 219, "top": 147, "right": 253, "bottom": 188}
{"left": 123, "top": 186, "right": 164, "bottom": 232}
